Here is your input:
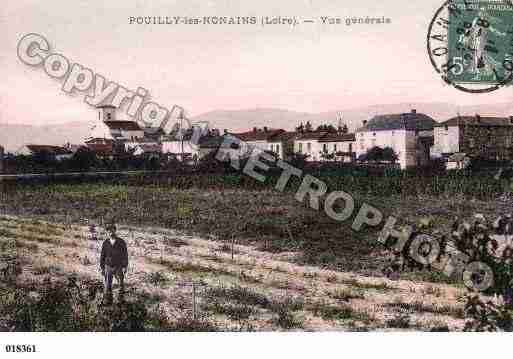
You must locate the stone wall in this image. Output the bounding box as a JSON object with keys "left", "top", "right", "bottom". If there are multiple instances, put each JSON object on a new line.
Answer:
{"left": 458, "top": 125, "right": 513, "bottom": 161}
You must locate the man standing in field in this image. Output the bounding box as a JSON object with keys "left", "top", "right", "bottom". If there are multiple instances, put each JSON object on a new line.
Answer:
{"left": 100, "top": 222, "right": 129, "bottom": 305}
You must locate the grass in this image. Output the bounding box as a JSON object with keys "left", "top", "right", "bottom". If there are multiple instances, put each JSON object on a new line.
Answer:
{"left": 270, "top": 307, "right": 304, "bottom": 329}
{"left": 2, "top": 170, "right": 509, "bottom": 331}
{"left": 15, "top": 240, "right": 39, "bottom": 251}
{"left": 327, "top": 287, "right": 365, "bottom": 302}
{"left": 342, "top": 278, "right": 396, "bottom": 292}
{"left": 204, "top": 285, "right": 271, "bottom": 309}
{"left": 150, "top": 257, "right": 233, "bottom": 277}
{"left": 0, "top": 277, "right": 187, "bottom": 332}
{"left": 386, "top": 313, "right": 411, "bottom": 329}
{"left": 0, "top": 228, "right": 15, "bottom": 238}
{"left": 202, "top": 300, "right": 254, "bottom": 321}
{"left": 309, "top": 301, "right": 372, "bottom": 323}
{"left": 384, "top": 300, "right": 464, "bottom": 318}
{"left": 32, "top": 265, "right": 58, "bottom": 276}
{"left": 202, "top": 285, "right": 304, "bottom": 328}
{"left": 145, "top": 271, "right": 170, "bottom": 287}
{"left": 3, "top": 174, "right": 506, "bottom": 282}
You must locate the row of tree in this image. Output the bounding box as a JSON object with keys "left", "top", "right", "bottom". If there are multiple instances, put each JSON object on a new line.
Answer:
{"left": 3, "top": 145, "right": 399, "bottom": 174}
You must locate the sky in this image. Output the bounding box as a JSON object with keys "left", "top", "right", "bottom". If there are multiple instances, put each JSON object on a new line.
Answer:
{"left": 1, "top": 0, "right": 512, "bottom": 125}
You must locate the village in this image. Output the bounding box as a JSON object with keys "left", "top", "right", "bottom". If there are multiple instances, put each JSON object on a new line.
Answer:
{"left": 2, "top": 105, "right": 513, "bottom": 173}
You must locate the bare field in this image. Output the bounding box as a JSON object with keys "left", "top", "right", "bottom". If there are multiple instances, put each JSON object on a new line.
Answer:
{"left": 1, "top": 215, "right": 468, "bottom": 331}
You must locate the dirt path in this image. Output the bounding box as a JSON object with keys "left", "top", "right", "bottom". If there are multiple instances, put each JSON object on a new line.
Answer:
{"left": 2, "top": 215, "right": 468, "bottom": 331}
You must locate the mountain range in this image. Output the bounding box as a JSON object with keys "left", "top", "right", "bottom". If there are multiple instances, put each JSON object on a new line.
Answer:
{"left": 1, "top": 102, "right": 512, "bottom": 152}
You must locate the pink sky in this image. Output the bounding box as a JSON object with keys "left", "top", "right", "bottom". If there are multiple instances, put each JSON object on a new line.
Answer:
{"left": 1, "top": 0, "right": 512, "bottom": 125}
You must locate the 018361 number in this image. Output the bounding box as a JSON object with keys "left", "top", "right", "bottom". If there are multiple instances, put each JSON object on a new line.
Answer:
{"left": 5, "top": 345, "right": 37, "bottom": 353}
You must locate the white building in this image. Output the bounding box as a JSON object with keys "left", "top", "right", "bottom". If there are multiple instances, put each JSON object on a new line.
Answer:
{"left": 232, "top": 128, "right": 285, "bottom": 153}
{"left": 266, "top": 132, "right": 297, "bottom": 159}
{"left": 96, "top": 105, "right": 145, "bottom": 141}
{"left": 294, "top": 132, "right": 328, "bottom": 161}
{"left": 355, "top": 110, "right": 436, "bottom": 169}
{"left": 318, "top": 133, "right": 356, "bottom": 162}
{"left": 162, "top": 129, "right": 224, "bottom": 162}
{"left": 162, "top": 135, "right": 201, "bottom": 161}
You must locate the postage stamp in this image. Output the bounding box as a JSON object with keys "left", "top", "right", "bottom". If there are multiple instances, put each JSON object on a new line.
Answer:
{"left": 428, "top": 0, "right": 513, "bottom": 93}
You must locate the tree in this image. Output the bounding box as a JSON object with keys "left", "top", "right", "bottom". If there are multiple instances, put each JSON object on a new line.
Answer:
{"left": 382, "top": 147, "right": 399, "bottom": 163}
{"left": 382, "top": 215, "right": 513, "bottom": 331}
{"left": 68, "top": 147, "right": 98, "bottom": 171}
{"left": 359, "top": 146, "right": 398, "bottom": 163}
{"left": 288, "top": 153, "right": 310, "bottom": 169}
{"left": 315, "top": 124, "right": 337, "bottom": 133}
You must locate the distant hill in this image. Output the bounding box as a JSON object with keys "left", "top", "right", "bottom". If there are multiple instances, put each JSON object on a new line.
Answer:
{"left": 0, "top": 122, "right": 92, "bottom": 153}
{"left": 1, "top": 102, "right": 511, "bottom": 152}
{"left": 192, "top": 103, "right": 513, "bottom": 133}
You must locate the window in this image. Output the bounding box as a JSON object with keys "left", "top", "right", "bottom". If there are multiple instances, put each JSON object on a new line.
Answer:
{"left": 334, "top": 144, "right": 338, "bottom": 152}
{"left": 307, "top": 143, "right": 312, "bottom": 153}
{"left": 444, "top": 125, "right": 449, "bottom": 131}
{"left": 298, "top": 143, "right": 303, "bottom": 153}
{"left": 323, "top": 144, "right": 328, "bottom": 152}
{"left": 276, "top": 144, "right": 280, "bottom": 154}
{"left": 107, "top": 113, "right": 112, "bottom": 120}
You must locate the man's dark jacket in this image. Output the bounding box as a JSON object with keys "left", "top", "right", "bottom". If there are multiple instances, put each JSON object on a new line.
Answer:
{"left": 100, "top": 236, "right": 129, "bottom": 270}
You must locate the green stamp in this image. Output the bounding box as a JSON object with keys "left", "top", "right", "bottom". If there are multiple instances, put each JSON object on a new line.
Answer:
{"left": 428, "top": 0, "right": 513, "bottom": 93}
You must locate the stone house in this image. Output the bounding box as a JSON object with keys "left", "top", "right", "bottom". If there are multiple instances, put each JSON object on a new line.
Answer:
{"left": 355, "top": 109, "right": 436, "bottom": 169}
{"left": 431, "top": 115, "right": 513, "bottom": 162}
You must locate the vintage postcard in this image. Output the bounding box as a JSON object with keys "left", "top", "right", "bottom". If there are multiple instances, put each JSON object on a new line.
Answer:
{"left": 1, "top": 0, "right": 513, "bottom": 357}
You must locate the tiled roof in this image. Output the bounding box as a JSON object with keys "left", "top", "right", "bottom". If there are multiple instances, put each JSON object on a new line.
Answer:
{"left": 359, "top": 112, "right": 436, "bottom": 132}
{"left": 231, "top": 129, "right": 285, "bottom": 141}
{"left": 319, "top": 133, "right": 356, "bottom": 143}
{"left": 437, "top": 115, "right": 513, "bottom": 127}
{"left": 26, "top": 145, "right": 73, "bottom": 156}
{"left": 104, "top": 121, "right": 142, "bottom": 131}
{"left": 85, "top": 137, "right": 114, "bottom": 144}
{"left": 295, "top": 131, "right": 328, "bottom": 140}
{"left": 268, "top": 131, "right": 298, "bottom": 142}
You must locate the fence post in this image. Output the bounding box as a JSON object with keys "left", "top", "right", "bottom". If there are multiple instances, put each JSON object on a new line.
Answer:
{"left": 192, "top": 281, "right": 197, "bottom": 320}
{"left": 231, "top": 236, "right": 235, "bottom": 261}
